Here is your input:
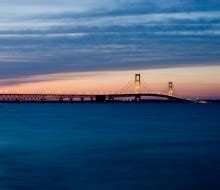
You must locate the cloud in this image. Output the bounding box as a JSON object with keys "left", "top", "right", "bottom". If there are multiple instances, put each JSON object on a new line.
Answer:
{"left": 0, "top": 0, "right": 219, "bottom": 82}
{"left": 0, "top": 33, "right": 87, "bottom": 39}
{"left": 1, "top": 0, "right": 218, "bottom": 19}
{"left": 1, "top": 11, "right": 219, "bottom": 32}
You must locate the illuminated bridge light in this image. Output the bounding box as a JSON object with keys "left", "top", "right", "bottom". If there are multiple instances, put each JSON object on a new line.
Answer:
{"left": 0, "top": 74, "right": 197, "bottom": 103}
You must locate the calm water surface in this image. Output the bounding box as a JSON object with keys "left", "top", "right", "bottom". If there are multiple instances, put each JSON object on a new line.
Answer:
{"left": 0, "top": 103, "right": 219, "bottom": 190}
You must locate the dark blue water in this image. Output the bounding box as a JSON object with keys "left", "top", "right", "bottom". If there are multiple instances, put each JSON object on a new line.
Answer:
{"left": 0, "top": 103, "right": 220, "bottom": 190}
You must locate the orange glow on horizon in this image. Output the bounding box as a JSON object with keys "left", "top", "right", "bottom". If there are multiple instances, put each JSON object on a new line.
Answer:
{"left": 0, "top": 65, "right": 220, "bottom": 99}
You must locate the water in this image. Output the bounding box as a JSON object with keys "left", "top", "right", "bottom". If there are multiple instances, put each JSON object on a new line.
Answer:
{"left": 0, "top": 103, "right": 219, "bottom": 190}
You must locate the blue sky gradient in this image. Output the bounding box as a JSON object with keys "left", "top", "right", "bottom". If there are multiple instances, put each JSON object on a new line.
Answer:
{"left": 0, "top": 0, "right": 220, "bottom": 82}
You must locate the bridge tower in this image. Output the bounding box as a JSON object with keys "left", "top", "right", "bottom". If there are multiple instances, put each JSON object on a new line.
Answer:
{"left": 135, "top": 74, "right": 141, "bottom": 94}
{"left": 168, "top": 82, "right": 173, "bottom": 96}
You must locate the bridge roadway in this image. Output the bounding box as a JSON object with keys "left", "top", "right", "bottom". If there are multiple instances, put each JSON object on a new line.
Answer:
{"left": 0, "top": 93, "right": 195, "bottom": 103}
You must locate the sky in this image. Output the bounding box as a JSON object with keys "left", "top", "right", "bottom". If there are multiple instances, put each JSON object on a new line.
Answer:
{"left": 0, "top": 0, "right": 220, "bottom": 98}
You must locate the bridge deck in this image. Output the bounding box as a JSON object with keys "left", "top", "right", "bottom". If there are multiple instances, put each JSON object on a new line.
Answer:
{"left": 0, "top": 93, "right": 195, "bottom": 103}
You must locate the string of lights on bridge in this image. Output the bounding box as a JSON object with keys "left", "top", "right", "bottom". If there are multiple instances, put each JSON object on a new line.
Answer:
{"left": 0, "top": 74, "right": 202, "bottom": 103}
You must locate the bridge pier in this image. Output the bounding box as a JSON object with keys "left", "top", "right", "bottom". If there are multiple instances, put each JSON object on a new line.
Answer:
{"left": 95, "top": 95, "right": 106, "bottom": 103}
{"left": 109, "top": 96, "right": 114, "bottom": 101}
{"left": 135, "top": 95, "right": 141, "bottom": 102}
{"left": 16, "top": 99, "right": 21, "bottom": 103}
{"left": 40, "top": 97, "right": 46, "bottom": 102}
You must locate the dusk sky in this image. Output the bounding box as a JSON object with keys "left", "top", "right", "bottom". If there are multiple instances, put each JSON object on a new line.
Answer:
{"left": 0, "top": 0, "right": 220, "bottom": 98}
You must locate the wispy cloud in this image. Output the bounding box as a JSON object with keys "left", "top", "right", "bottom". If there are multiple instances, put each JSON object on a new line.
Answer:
{"left": 1, "top": 11, "right": 220, "bottom": 30}
{"left": 0, "top": 0, "right": 220, "bottom": 81}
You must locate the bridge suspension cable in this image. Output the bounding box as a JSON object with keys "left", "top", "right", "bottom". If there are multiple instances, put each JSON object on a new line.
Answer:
{"left": 113, "top": 77, "right": 134, "bottom": 94}
{"left": 114, "top": 74, "right": 155, "bottom": 94}
{"left": 0, "top": 73, "right": 197, "bottom": 103}
{"left": 140, "top": 79, "right": 154, "bottom": 93}
{"left": 113, "top": 74, "right": 180, "bottom": 97}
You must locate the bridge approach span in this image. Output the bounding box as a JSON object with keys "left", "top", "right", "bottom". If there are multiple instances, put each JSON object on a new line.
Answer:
{"left": 0, "top": 93, "right": 195, "bottom": 103}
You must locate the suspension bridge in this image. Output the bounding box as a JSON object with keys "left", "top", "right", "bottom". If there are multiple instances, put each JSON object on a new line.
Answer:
{"left": 0, "top": 74, "right": 199, "bottom": 103}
